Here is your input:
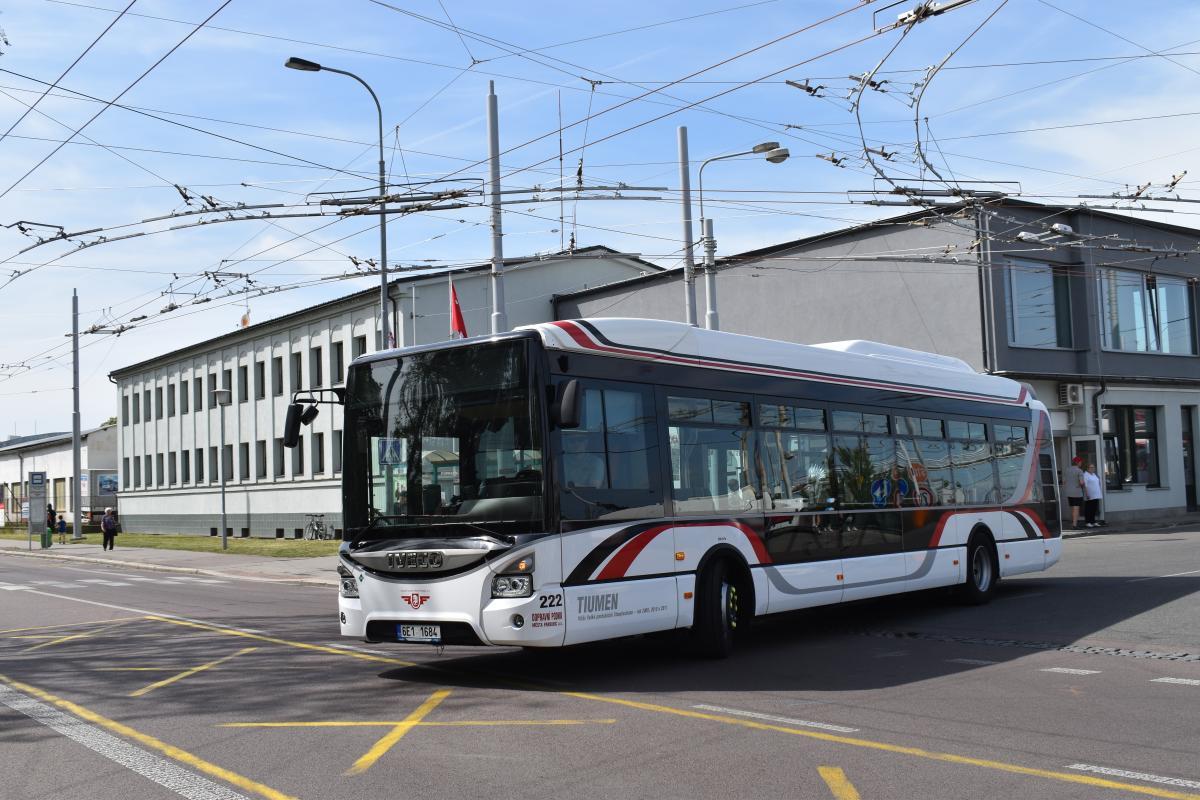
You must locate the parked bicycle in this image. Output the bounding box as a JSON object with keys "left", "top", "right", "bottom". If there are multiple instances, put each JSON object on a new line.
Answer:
{"left": 303, "top": 513, "right": 331, "bottom": 540}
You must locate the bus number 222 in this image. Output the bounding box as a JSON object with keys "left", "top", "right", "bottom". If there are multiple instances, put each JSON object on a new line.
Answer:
{"left": 538, "top": 593, "right": 563, "bottom": 608}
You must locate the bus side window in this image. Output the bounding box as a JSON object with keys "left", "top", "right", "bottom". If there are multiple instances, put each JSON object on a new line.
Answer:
{"left": 559, "top": 383, "right": 662, "bottom": 521}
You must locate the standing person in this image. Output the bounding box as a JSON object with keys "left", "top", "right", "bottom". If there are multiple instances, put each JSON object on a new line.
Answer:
{"left": 1082, "top": 463, "right": 1103, "bottom": 528}
{"left": 46, "top": 504, "right": 55, "bottom": 540}
{"left": 1063, "top": 456, "right": 1085, "bottom": 529}
{"left": 56, "top": 514, "right": 67, "bottom": 544}
{"left": 100, "top": 507, "right": 118, "bottom": 551}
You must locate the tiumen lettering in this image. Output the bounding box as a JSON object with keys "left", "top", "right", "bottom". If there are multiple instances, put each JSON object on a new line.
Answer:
{"left": 578, "top": 593, "right": 619, "bottom": 614}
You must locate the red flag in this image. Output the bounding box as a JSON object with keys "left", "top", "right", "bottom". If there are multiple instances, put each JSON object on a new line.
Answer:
{"left": 449, "top": 281, "right": 467, "bottom": 339}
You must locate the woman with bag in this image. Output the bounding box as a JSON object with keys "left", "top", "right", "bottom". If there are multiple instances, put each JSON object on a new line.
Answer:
{"left": 101, "top": 508, "right": 119, "bottom": 550}
{"left": 1082, "top": 464, "right": 1103, "bottom": 528}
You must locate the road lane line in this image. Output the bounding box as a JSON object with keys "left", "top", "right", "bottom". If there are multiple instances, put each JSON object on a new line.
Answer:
{"left": 819, "top": 766, "right": 862, "bottom": 800}
{"left": 563, "top": 692, "right": 1200, "bottom": 800}
{"left": 1067, "top": 765, "right": 1200, "bottom": 790}
{"left": 221, "top": 719, "right": 616, "bottom": 728}
{"left": 692, "top": 703, "right": 859, "bottom": 733}
{"left": 1128, "top": 569, "right": 1200, "bottom": 583}
{"left": 345, "top": 689, "right": 451, "bottom": 775}
{"left": 130, "top": 647, "right": 258, "bottom": 698}
{"left": 1040, "top": 667, "right": 1101, "bottom": 675}
{"left": 1151, "top": 677, "right": 1200, "bottom": 686}
{"left": 946, "top": 658, "right": 998, "bottom": 665}
{"left": 0, "top": 616, "right": 143, "bottom": 635}
{"left": 21, "top": 620, "right": 129, "bottom": 653}
{"left": 0, "top": 675, "right": 296, "bottom": 800}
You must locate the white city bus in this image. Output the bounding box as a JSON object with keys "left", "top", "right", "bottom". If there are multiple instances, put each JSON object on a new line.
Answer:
{"left": 287, "top": 319, "right": 1060, "bottom": 657}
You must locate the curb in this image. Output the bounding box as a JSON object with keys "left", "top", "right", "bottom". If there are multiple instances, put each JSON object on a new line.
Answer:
{"left": 1062, "top": 521, "right": 1197, "bottom": 539}
{"left": 0, "top": 548, "right": 337, "bottom": 588}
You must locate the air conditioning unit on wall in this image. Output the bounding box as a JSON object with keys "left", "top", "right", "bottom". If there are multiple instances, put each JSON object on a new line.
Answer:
{"left": 1057, "top": 383, "right": 1084, "bottom": 406}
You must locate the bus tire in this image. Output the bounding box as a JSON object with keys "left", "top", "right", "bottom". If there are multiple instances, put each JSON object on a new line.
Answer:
{"left": 958, "top": 531, "right": 998, "bottom": 605}
{"left": 692, "top": 559, "right": 740, "bottom": 658}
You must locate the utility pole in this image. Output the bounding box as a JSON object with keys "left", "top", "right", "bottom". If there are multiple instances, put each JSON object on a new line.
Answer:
{"left": 488, "top": 81, "right": 508, "bottom": 334}
{"left": 702, "top": 219, "right": 719, "bottom": 331}
{"left": 213, "top": 389, "right": 231, "bottom": 550}
{"left": 677, "top": 127, "right": 698, "bottom": 326}
{"left": 71, "top": 289, "right": 82, "bottom": 541}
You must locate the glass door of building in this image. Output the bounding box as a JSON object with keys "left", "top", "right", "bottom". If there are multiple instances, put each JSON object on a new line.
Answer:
{"left": 1183, "top": 408, "right": 1197, "bottom": 511}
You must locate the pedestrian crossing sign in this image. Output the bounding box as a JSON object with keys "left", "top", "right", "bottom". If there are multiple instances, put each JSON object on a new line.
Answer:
{"left": 378, "top": 438, "right": 405, "bottom": 466}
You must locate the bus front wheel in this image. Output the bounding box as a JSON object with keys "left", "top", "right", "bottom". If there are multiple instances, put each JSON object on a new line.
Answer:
{"left": 958, "top": 532, "right": 998, "bottom": 605}
{"left": 692, "top": 559, "right": 741, "bottom": 658}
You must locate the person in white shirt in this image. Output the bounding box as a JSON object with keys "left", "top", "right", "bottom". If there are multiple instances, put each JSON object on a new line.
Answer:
{"left": 1082, "top": 463, "right": 1103, "bottom": 527}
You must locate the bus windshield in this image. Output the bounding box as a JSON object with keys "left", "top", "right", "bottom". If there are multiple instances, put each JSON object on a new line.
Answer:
{"left": 343, "top": 339, "right": 544, "bottom": 537}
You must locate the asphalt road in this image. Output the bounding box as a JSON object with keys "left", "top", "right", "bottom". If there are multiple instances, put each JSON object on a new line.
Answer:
{"left": 1, "top": 530, "right": 1198, "bottom": 800}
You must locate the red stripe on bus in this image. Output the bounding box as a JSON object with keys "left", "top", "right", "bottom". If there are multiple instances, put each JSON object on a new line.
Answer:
{"left": 594, "top": 525, "right": 670, "bottom": 581}
{"left": 550, "top": 321, "right": 1025, "bottom": 406}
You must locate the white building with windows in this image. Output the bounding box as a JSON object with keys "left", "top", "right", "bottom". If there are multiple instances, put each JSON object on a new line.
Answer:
{"left": 110, "top": 248, "right": 658, "bottom": 537}
{"left": 0, "top": 426, "right": 118, "bottom": 527}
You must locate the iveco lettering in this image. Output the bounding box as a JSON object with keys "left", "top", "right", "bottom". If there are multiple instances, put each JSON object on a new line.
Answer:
{"left": 287, "top": 318, "right": 1061, "bottom": 657}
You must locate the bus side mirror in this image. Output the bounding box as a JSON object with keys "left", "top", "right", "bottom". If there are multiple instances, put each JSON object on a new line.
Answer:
{"left": 556, "top": 379, "right": 581, "bottom": 429}
{"left": 283, "top": 403, "right": 303, "bottom": 448}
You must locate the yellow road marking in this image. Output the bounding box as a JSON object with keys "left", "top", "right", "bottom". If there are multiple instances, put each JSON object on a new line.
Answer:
{"left": 561, "top": 692, "right": 1200, "bottom": 800}
{"left": 0, "top": 616, "right": 143, "bottom": 635}
{"left": 129, "top": 647, "right": 258, "bottom": 697}
{"left": 222, "top": 718, "right": 616, "bottom": 728}
{"left": 97, "top": 667, "right": 180, "bottom": 672}
{"left": 0, "top": 673, "right": 297, "bottom": 800}
{"left": 21, "top": 621, "right": 128, "bottom": 653}
{"left": 137, "top": 614, "right": 1199, "bottom": 799}
{"left": 819, "top": 766, "right": 862, "bottom": 800}
{"left": 346, "top": 689, "right": 450, "bottom": 776}
{"left": 9, "top": 634, "right": 66, "bottom": 640}
{"left": 145, "top": 615, "right": 417, "bottom": 667}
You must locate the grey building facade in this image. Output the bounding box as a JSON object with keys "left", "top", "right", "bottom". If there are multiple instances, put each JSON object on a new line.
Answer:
{"left": 556, "top": 201, "right": 1200, "bottom": 522}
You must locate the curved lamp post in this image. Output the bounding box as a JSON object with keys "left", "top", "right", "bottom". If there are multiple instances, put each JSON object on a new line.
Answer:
{"left": 696, "top": 142, "right": 789, "bottom": 330}
{"left": 285, "top": 57, "right": 392, "bottom": 348}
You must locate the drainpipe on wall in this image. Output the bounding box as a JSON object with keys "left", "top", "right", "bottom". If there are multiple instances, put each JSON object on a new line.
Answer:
{"left": 1093, "top": 378, "right": 1107, "bottom": 436}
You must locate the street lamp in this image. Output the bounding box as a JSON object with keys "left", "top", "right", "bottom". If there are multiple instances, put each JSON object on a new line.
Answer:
{"left": 695, "top": 142, "right": 789, "bottom": 331}
{"left": 211, "top": 388, "right": 232, "bottom": 551}
{"left": 285, "top": 57, "right": 392, "bottom": 349}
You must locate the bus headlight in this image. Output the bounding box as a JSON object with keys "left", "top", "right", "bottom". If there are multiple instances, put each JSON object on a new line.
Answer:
{"left": 491, "top": 574, "right": 532, "bottom": 598}
{"left": 337, "top": 564, "right": 359, "bottom": 598}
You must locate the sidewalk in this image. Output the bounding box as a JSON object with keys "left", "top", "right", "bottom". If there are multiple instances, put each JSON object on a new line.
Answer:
{"left": 1061, "top": 511, "right": 1200, "bottom": 538}
{"left": 0, "top": 537, "right": 338, "bottom": 587}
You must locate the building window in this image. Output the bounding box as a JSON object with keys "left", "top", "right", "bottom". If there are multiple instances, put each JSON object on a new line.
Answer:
{"left": 272, "top": 356, "right": 283, "bottom": 397}
{"left": 123, "top": 457, "right": 130, "bottom": 489}
{"left": 121, "top": 395, "right": 129, "bottom": 426}
{"left": 222, "top": 368, "right": 232, "bottom": 394}
{"left": 181, "top": 450, "right": 190, "bottom": 484}
{"left": 239, "top": 443, "right": 250, "bottom": 481}
{"left": 132, "top": 393, "right": 140, "bottom": 423}
{"left": 238, "top": 365, "right": 248, "bottom": 403}
{"left": 145, "top": 455, "right": 153, "bottom": 487}
{"left": 313, "top": 432, "right": 325, "bottom": 475}
{"left": 1103, "top": 406, "right": 1160, "bottom": 488}
{"left": 168, "top": 452, "right": 177, "bottom": 485}
{"left": 292, "top": 436, "right": 305, "bottom": 477}
{"left": 274, "top": 438, "right": 285, "bottom": 477}
{"left": 143, "top": 390, "right": 151, "bottom": 422}
{"left": 310, "top": 347, "right": 323, "bottom": 388}
{"left": 133, "top": 457, "right": 141, "bottom": 488}
{"left": 333, "top": 430, "right": 342, "bottom": 473}
{"left": 332, "top": 342, "right": 344, "bottom": 385}
{"left": 255, "top": 360, "right": 266, "bottom": 400}
{"left": 1100, "top": 269, "right": 1196, "bottom": 354}
{"left": 193, "top": 448, "right": 203, "bottom": 483}
{"left": 209, "top": 446, "right": 218, "bottom": 483}
{"left": 1007, "top": 259, "right": 1071, "bottom": 348}
{"left": 352, "top": 335, "right": 367, "bottom": 359}
{"left": 290, "top": 352, "right": 302, "bottom": 392}
{"left": 221, "top": 445, "right": 234, "bottom": 483}
{"left": 256, "top": 440, "right": 267, "bottom": 478}
{"left": 156, "top": 454, "right": 164, "bottom": 486}
{"left": 180, "top": 379, "right": 189, "bottom": 414}
{"left": 155, "top": 387, "right": 163, "bottom": 420}
{"left": 167, "top": 383, "right": 176, "bottom": 417}
{"left": 208, "top": 373, "right": 217, "bottom": 407}
{"left": 194, "top": 378, "right": 202, "bottom": 410}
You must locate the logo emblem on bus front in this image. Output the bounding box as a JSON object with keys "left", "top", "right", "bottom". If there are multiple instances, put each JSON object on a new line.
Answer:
{"left": 402, "top": 592, "right": 431, "bottom": 610}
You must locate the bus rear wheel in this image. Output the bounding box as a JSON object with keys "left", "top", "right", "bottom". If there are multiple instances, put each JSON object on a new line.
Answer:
{"left": 958, "top": 532, "right": 998, "bottom": 605}
{"left": 692, "top": 559, "right": 741, "bottom": 658}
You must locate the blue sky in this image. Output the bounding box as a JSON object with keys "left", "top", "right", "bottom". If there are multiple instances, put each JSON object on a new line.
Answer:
{"left": 1, "top": 0, "right": 1199, "bottom": 433}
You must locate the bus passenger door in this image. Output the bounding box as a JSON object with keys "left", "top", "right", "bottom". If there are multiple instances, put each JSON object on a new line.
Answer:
{"left": 556, "top": 380, "right": 676, "bottom": 645}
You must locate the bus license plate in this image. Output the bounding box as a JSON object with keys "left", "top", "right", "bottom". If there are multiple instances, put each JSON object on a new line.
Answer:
{"left": 398, "top": 624, "right": 441, "bottom": 643}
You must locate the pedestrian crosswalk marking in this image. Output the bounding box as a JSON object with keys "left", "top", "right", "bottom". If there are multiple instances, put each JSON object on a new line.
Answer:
{"left": 0, "top": 575, "right": 226, "bottom": 592}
